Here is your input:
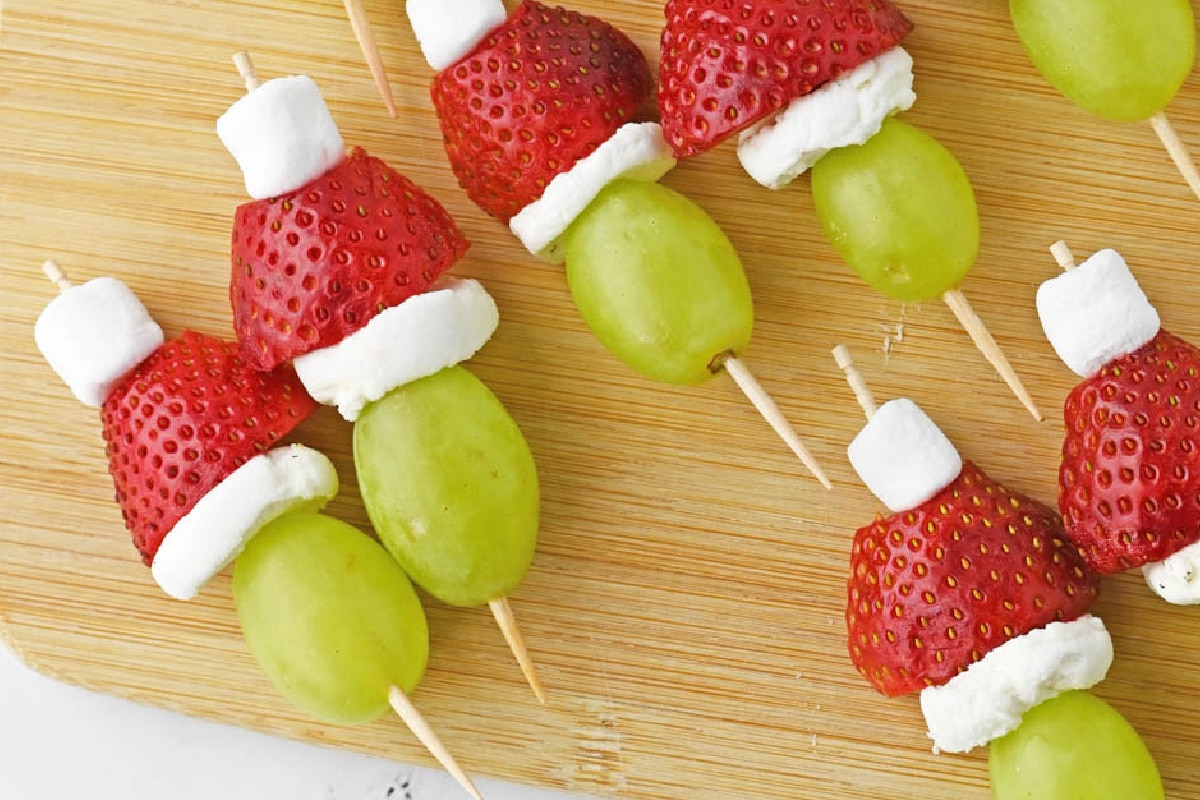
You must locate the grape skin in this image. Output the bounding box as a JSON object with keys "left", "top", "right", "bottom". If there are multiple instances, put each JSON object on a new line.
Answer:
{"left": 233, "top": 512, "right": 429, "bottom": 724}
{"left": 562, "top": 179, "right": 754, "bottom": 385}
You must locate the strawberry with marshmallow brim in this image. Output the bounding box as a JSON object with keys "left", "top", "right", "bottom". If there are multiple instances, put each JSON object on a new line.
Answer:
{"left": 1038, "top": 241, "right": 1200, "bottom": 604}
{"left": 35, "top": 266, "right": 336, "bottom": 600}
{"left": 833, "top": 346, "right": 1107, "bottom": 755}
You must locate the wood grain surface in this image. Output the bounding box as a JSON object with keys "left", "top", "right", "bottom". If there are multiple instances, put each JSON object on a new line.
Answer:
{"left": 3, "top": 1, "right": 1200, "bottom": 797}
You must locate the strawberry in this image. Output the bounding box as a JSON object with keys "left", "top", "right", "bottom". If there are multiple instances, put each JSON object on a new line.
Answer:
{"left": 1060, "top": 329, "right": 1200, "bottom": 574}
{"left": 101, "top": 331, "right": 316, "bottom": 564}
{"left": 429, "top": 0, "right": 653, "bottom": 222}
{"left": 231, "top": 147, "right": 470, "bottom": 372}
{"left": 658, "top": 0, "right": 913, "bottom": 158}
{"left": 847, "top": 461, "right": 1098, "bottom": 697}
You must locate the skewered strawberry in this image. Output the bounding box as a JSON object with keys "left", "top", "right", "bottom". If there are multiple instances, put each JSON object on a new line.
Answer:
{"left": 34, "top": 262, "right": 336, "bottom": 600}
{"left": 1039, "top": 241, "right": 1200, "bottom": 604}
{"left": 833, "top": 346, "right": 1107, "bottom": 756}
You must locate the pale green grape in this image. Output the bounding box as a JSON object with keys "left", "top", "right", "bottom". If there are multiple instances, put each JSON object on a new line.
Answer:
{"left": 810, "top": 118, "right": 979, "bottom": 303}
{"left": 354, "top": 366, "right": 538, "bottom": 608}
{"left": 1011, "top": 0, "right": 1195, "bottom": 121}
{"left": 233, "top": 512, "right": 428, "bottom": 724}
{"left": 990, "top": 691, "right": 1164, "bottom": 800}
{"left": 561, "top": 179, "right": 754, "bottom": 385}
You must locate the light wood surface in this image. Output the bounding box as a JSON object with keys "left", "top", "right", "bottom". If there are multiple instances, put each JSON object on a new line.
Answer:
{"left": 3, "top": 1, "right": 1200, "bottom": 797}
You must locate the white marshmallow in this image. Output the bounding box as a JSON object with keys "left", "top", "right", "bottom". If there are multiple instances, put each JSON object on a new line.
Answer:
{"left": 217, "top": 76, "right": 344, "bottom": 200}
{"left": 293, "top": 278, "right": 499, "bottom": 421}
{"left": 406, "top": 0, "right": 508, "bottom": 71}
{"left": 151, "top": 444, "right": 338, "bottom": 600}
{"left": 1144, "top": 540, "right": 1200, "bottom": 604}
{"left": 34, "top": 277, "right": 164, "bottom": 407}
{"left": 920, "top": 615, "right": 1113, "bottom": 754}
{"left": 848, "top": 398, "right": 963, "bottom": 513}
{"left": 1036, "top": 248, "right": 1160, "bottom": 378}
{"left": 737, "top": 47, "right": 915, "bottom": 189}
{"left": 510, "top": 122, "right": 677, "bottom": 262}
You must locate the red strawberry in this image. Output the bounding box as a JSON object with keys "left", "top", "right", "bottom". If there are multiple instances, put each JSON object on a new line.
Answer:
{"left": 1060, "top": 329, "right": 1200, "bottom": 574}
{"left": 658, "top": 0, "right": 913, "bottom": 158}
{"left": 101, "top": 331, "right": 316, "bottom": 564}
{"left": 231, "top": 147, "right": 470, "bottom": 372}
{"left": 430, "top": 0, "right": 653, "bottom": 222}
{"left": 847, "top": 461, "right": 1098, "bottom": 697}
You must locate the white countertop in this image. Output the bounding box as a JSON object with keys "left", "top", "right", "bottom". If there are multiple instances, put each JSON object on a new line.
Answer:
{"left": 0, "top": 641, "right": 581, "bottom": 800}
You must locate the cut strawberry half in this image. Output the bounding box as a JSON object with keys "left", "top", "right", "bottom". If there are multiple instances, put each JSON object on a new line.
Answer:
{"left": 231, "top": 147, "right": 470, "bottom": 372}
{"left": 430, "top": 0, "right": 653, "bottom": 222}
{"left": 658, "top": 0, "right": 913, "bottom": 158}
{"left": 847, "top": 461, "right": 1098, "bottom": 697}
{"left": 101, "top": 331, "right": 317, "bottom": 564}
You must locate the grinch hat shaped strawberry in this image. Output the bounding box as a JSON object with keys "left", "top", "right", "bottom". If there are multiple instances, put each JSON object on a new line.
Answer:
{"left": 1038, "top": 240, "right": 1200, "bottom": 604}
{"left": 658, "top": 0, "right": 914, "bottom": 183}
{"left": 408, "top": 0, "right": 676, "bottom": 261}
{"left": 34, "top": 261, "right": 335, "bottom": 600}
{"left": 217, "top": 54, "right": 494, "bottom": 422}
{"left": 831, "top": 345, "right": 1109, "bottom": 755}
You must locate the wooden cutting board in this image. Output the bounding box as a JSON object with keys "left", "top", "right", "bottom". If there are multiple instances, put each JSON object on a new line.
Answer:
{"left": 4, "top": 0, "right": 1200, "bottom": 796}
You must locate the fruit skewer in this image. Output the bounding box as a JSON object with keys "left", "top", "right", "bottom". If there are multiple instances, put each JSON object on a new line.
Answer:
{"left": 399, "top": 0, "right": 830, "bottom": 488}
{"left": 1008, "top": 0, "right": 1200, "bottom": 204}
{"left": 34, "top": 262, "right": 484, "bottom": 800}
{"left": 657, "top": 0, "right": 1041, "bottom": 421}
{"left": 1037, "top": 239, "right": 1200, "bottom": 605}
{"left": 831, "top": 343, "right": 1164, "bottom": 800}
{"left": 220, "top": 52, "right": 545, "bottom": 703}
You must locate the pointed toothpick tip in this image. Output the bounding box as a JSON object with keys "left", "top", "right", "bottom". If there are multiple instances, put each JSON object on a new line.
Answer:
{"left": 388, "top": 687, "right": 484, "bottom": 800}
{"left": 341, "top": 0, "right": 398, "bottom": 116}
{"left": 489, "top": 597, "right": 547, "bottom": 705}
{"left": 42, "top": 260, "right": 72, "bottom": 293}
{"left": 1050, "top": 240, "right": 1076, "bottom": 272}
{"left": 232, "top": 51, "right": 261, "bottom": 93}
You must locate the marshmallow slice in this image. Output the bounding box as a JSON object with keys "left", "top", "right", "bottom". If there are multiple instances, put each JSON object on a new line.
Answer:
{"left": 920, "top": 615, "right": 1113, "bottom": 754}
{"left": 35, "top": 277, "right": 164, "bottom": 407}
{"left": 406, "top": 0, "right": 507, "bottom": 71}
{"left": 847, "top": 398, "right": 963, "bottom": 513}
{"left": 1036, "top": 248, "right": 1160, "bottom": 378}
{"left": 1144, "top": 539, "right": 1200, "bottom": 605}
{"left": 510, "top": 122, "right": 678, "bottom": 262}
{"left": 293, "top": 278, "right": 499, "bottom": 421}
{"left": 151, "top": 444, "right": 338, "bottom": 600}
{"left": 217, "top": 75, "right": 344, "bottom": 200}
{"left": 737, "top": 47, "right": 916, "bottom": 190}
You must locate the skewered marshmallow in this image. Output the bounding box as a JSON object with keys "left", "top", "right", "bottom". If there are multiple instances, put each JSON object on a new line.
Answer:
{"left": 1144, "top": 540, "right": 1200, "bottom": 605}
{"left": 920, "top": 615, "right": 1113, "bottom": 754}
{"left": 847, "top": 398, "right": 963, "bottom": 513}
{"left": 217, "top": 76, "right": 344, "bottom": 200}
{"left": 34, "top": 277, "right": 164, "bottom": 407}
{"left": 737, "top": 47, "right": 916, "bottom": 190}
{"left": 151, "top": 444, "right": 338, "bottom": 600}
{"left": 293, "top": 278, "right": 499, "bottom": 421}
{"left": 510, "top": 122, "right": 678, "bottom": 262}
{"left": 406, "top": 0, "right": 507, "bottom": 71}
{"left": 1036, "top": 248, "right": 1161, "bottom": 378}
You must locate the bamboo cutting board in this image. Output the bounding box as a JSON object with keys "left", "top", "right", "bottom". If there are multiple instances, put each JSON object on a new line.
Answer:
{"left": 4, "top": 0, "right": 1200, "bottom": 797}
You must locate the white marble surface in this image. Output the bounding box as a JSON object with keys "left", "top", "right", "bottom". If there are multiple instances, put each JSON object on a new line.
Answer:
{"left": 0, "top": 640, "right": 579, "bottom": 800}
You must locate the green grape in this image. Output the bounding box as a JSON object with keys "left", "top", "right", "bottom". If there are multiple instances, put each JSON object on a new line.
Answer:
{"left": 561, "top": 179, "right": 754, "bottom": 385}
{"left": 990, "top": 691, "right": 1164, "bottom": 800}
{"left": 233, "top": 512, "right": 428, "bottom": 724}
{"left": 1010, "top": 0, "right": 1195, "bottom": 122}
{"left": 354, "top": 366, "right": 539, "bottom": 608}
{"left": 810, "top": 118, "right": 979, "bottom": 303}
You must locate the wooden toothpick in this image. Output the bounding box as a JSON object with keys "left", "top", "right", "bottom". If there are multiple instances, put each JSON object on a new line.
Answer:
{"left": 941, "top": 289, "right": 1042, "bottom": 422}
{"left": 718, "top": 355, "right": 831, "bottom": 489}
{"left": 388, "top": 687, "right": 484, "bottom": 800}
{"left": 489, "top": 597, "right": 546, "bottom": 705}
{"left": 42, "top": 260, "right": 73, "bottom": 294}
{"left": 232, "top": 51, "right": 261, "bottom": 93}
{"left": 1149, "top": 112, "right": 1200, "bottom": 204}
{"left": 1050, "top": 240, "right": 1077, "bottom": 272}
{"left": 342, "top": 0, "right": 398, "bottom": 118}
{"left": 831, "top": 345, "right": 877, "bottom": 421}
